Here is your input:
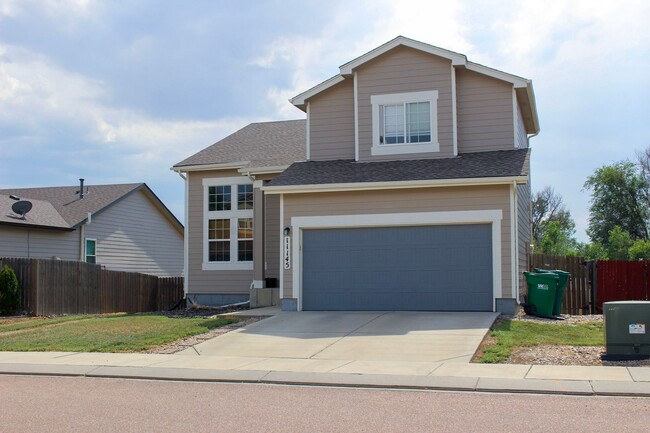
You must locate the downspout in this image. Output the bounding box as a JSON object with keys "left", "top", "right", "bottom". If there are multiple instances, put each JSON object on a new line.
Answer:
{"left": 513, "top": 181, "right": 520, "bottom": 304}
{"left": 526, "top": 131, "right": 539, "bottom": 147}
{"left": 177, "top": 171, "right": 188, "bottom": 300}
{"left": 79, "top": 212, "right": 92, "bottom": 261}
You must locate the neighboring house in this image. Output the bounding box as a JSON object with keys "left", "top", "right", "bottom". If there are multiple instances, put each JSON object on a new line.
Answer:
{"left": 173, "top": 36, "right": 539, "bottom": 313}
{"left": 0, "top": 182, "right": 184, "bottom": 277}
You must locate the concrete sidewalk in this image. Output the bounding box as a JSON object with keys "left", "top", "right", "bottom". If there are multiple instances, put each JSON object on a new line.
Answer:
{"left": 0, "top": 351, "right": 648, "bottom": 397}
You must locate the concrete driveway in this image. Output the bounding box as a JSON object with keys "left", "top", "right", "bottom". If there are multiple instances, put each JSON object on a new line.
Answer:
{"left": 180, "top": 312, "right": 498, "bottom": 374}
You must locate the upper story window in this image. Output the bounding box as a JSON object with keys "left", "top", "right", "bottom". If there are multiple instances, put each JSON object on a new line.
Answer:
{"left": 203, "top": 177, "right": 254, "bottom": 271}
{"left": 371, "top": 90, "right": 439, "bottom": 156}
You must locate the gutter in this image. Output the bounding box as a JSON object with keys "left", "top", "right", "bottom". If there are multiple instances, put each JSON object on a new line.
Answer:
{"left": 262, "top": 176, "right": 529, "bottom": 195}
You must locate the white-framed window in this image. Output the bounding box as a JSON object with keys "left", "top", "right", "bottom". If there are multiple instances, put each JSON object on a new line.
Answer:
{"left": 85, "top": 238, "right": 97, "bottom": 264}
{"left": 371, "top": 90, "right": 439, "bottom": 156}
{"left": 203, "top": 177, "right": 254, "bottom": 270}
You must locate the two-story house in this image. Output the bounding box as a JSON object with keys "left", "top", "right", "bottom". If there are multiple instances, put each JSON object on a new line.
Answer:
{"left": 173, "top": 36, "right": 539, "bottom": 313}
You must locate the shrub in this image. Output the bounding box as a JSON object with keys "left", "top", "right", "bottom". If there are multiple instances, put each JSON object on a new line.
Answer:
{"left": 0, "top": 265, "right": 20, "bottom": 315}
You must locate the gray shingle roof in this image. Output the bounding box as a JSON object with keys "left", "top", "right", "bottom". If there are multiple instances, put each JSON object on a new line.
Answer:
{"left": 0, "top": 183, "right": 144, "bottom": 229}
{"left": 266, "top": 149, "right": 530, "bottom": 187}
{"left": 174, "top": 119, "right": 307, "bottom": 169}
{"left": 0, "top": 195, "right": 70, "bottom": 230}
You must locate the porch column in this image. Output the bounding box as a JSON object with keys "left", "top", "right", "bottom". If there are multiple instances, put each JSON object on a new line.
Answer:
{"left": 253, "top": 180, "right": 265, "bottom": 289}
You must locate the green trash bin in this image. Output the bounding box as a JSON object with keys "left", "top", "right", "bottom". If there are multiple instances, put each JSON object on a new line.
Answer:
{"left": 524, "top": 272, "right": 559, "bottom": 318}
{"left": 534, "top": 268, "right": 570, "bottom": 317}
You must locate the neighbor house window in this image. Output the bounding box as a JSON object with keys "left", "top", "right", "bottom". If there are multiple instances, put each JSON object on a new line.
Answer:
{"left": 85, "top": 238, "right": 96, "bottom": 264}
{"left": 203, "top": 177, "right": 254, "bottom": 270}
{"left": 371, "top": 90, "right": 439, "bottom": 156}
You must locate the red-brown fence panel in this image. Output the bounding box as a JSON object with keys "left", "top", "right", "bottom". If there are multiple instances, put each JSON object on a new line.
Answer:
{"left": 596, "top": 260, "right": 650, "bottom": 311}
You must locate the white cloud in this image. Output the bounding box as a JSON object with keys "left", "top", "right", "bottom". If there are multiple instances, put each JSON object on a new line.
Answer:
{"left": 0, "top": 43, "right": 257, "bottom": 180}
{"left": 252, "top": 0, "right": 475, "bottom": 118}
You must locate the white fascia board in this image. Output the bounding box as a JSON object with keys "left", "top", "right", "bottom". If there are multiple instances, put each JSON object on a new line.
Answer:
{"left": 290, "top": 75, "right": 345, "bottom": 107}
{"left": 262, "top": 176, "right": 529, "bottom": 195}
{"left": 525, "top": 82, "right": 541, "bottom": 134}
{"left": 171, "top": 161, "right": 249, "bottom": 173}
{"left": 465, "top": 62, "right": 529, "bottom": 88}
{"left": 339, "top": 36, "right": 467, "bottom": 75}
{"left": 237, "top": 165, "right": 289, "bottom": 175}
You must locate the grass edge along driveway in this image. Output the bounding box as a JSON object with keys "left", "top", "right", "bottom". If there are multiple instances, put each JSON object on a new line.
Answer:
{"left": 479, "top": 319, "right": 604, "bottom": 363}
{"left": 0, "top": 313, "right": 237, "bottom": 353}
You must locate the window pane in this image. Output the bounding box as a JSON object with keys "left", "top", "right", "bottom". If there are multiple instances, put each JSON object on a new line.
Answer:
{"left": 86, "top": 240, "right": 96, "bottom": 255}
{"left": 382, "top": 104, "right": 404, "bottom": 144}
{"left": 209, "top": 241, "right": 230, "bottom": 262}
{"left": 86, "top": 256, "right": 96, "bottom": 264}
{"left": 209, "top": 185, "right": 231, "bottom": 211}
{"left": 238, "top": 240, "right": 253, "bottom": 261}
{"left": 237, "top": 184, "right": 253, "bottom": 210}
{"left": 237, "top": 218, "right": 253, "bottom": 239}
{"left": 209, "top": 219, "right": 230, "bottom": 240}
{"left": 406, "top": 102, "right": 431, "bottom": 143}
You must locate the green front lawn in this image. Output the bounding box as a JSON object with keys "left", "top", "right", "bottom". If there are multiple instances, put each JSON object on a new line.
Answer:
{"left": 479, "top": 319, "right": 604, "bottom": 363}
{"left": 0, "top": 314, "right": 237, "bottom": 352}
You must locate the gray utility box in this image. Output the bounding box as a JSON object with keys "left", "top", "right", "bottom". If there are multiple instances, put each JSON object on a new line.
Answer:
{"left": 603, "top": 301, "right": 650, "bottom": 360}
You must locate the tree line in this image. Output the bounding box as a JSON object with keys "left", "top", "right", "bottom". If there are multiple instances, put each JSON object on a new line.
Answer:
{"left": 533, "top": 148, "right": 650, "bottom": 260}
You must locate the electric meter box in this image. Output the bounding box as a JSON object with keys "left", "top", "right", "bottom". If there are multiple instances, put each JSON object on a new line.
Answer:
{"left": 603, "top": 301, "right": 650, "bottom": 360}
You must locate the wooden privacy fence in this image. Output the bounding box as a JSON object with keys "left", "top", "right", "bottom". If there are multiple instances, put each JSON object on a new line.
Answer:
{"left": 0, "top": 257, "right": 184, "bottom": 316}
{"left": 528, "top": 254, "right": 593, "bottom": 315}
{"left": 595, "top": 260, "right": 650, "bottom": 312}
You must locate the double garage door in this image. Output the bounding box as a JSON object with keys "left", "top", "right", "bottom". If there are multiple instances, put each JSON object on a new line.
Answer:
{"left": 302, "top": 224, "right": 493, "bottom": 311}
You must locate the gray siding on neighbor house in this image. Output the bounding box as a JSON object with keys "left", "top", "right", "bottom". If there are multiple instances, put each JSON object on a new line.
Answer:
{"left": 356, "top": 46, "right": 454, "bottom": 161}
{"left": 456, "top": 68, "right": 515, "bottom": 153}
{"left": 83, "top": 189, "right": 183, "bottom": 277}
{"left": 515, "top": 96, "right": 528, "bottom": 149}
{"left": 517, "top": 179, "right": 532, "bottom": 299}
{"left": 187, "top": 170, "right": 253, "bottom": 295}
{"left": 309, "top": 79, "right": 355, "bottom": 161}
{"left": 281, "top": 184, "right": 513, "bottom": 300}
{"left": 0, "top": 226, "right": 79, "bottom": 260}
{"left": 264, "top": 192, "right": 280, "bottom": 280}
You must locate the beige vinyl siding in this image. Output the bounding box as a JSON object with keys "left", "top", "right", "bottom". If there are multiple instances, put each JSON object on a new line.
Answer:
{"left": 281, "top": 184, "right": 513, "bottom": 299}
{"left": 84, "top": 190, "right": 183, "bottom": 277}
{"left": 456, "top": 68, "right": 515, "bottom": 153}
{"left": 309, "top": 79, "right": 355, "bottom": 160}
{"left": 264, "top": 193, "right": 280, "bottom": 279}
{"left": 515, "top": 96, "right": 528, "bottom": 149}
{"left": 517, "top": 179, "right": 532, "bottom": 299}
{"left": 187, "top": 170, "right": 253, "bottom": 294}
{"left": 0, "top": 226, "right": 79, "bottom": 260}
{"left": 356, "top": 46, "right": 454, "bottom": 161}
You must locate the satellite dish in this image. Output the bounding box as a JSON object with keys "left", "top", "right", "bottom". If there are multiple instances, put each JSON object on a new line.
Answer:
{"left": 11, "top": 200, "right": 33, "bottom": 220}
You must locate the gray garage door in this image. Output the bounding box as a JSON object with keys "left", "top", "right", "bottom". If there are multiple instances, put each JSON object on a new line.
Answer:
{"left": 302, "top": 224, "right": 493, "bottom": 311}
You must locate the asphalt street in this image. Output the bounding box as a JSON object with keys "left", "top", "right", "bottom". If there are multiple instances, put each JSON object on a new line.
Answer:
{"left": 1, "top": 375, "right": 648, "bottom": 432}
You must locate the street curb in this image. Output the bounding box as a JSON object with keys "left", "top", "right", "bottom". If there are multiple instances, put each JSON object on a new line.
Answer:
{"left": 1, "top": 363, "right": 649, "bottom": 397}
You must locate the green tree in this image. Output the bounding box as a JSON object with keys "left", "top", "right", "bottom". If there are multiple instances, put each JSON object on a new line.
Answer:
{"left": 629, "top": 239, "right": 650, "bottom": 260}
{"left": 532, "top": 186, "right": 575, "bottom": 248}
{"left": 0, "top": 265, "right": 20, "bottom": 315}
{"left": 538, "top": 220, "right": 577, "bottom": 255}
{"left": 607, "top": 226, "right": 632, "bottom": 260}
{"left": 584, "top": 161, "right": 649, "bottom": 245}
{"left": 575, "top": 242, "right": 608, "bottom": 260}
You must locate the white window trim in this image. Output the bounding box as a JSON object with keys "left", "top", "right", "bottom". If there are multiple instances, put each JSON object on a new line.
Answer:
{"left": 371, "top": 90, "right": 439, "bottom": 156}
{"left": 202, "top": 176, "right": 254, "bottom": 271}
{"left": 84, "top": 238, "right": 97, "bottom": 264}
{"left": 290, "top": 210, "right": 503, "bottom": 312}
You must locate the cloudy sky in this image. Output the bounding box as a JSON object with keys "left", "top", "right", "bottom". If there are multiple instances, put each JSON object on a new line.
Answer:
{"left": 1, "top": 0, "right": 649, "bottom": 241}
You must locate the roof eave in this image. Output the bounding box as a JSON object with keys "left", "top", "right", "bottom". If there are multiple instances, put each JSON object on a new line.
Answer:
{"left": 171, "top": 161, "right": 250, "bottom": 173}
{"left": 262, "top": 175, "right": 529, "bottom": 195}
{"left": 0, "top": 221, "right": 74, "bottom": 231}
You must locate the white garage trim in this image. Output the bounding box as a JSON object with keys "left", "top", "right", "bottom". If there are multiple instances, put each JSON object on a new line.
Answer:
{"left": 290, "top": 209, "right": 503, "bottom": 311}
